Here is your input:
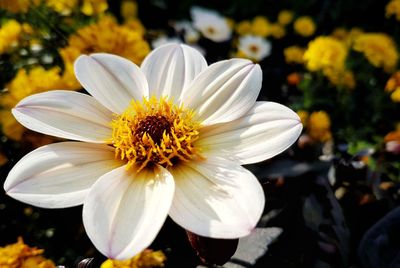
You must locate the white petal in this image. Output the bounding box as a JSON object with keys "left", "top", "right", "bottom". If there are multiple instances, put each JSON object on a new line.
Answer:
{"left": 83, "top": 165, "right": 175, "bottom": 260}
{"left": 74, "top": 53, "right": 149, "bottom": 114}
{"left": 196, "top": 101, "right": 302, "bottom": 164}
{"left": 141, "top": 43, "right": 207, "bottom": 102}
{"left": 169, "top": 157, "right": 265, "bottom": 239}
{"left": 182, "top": 59, "right": 262, "bottom": 125}
{"left": 12, "top": 90, "right": 113, "bottom": 142}
{"left": 4, "top": 142, "right": 121, "bottom": 208}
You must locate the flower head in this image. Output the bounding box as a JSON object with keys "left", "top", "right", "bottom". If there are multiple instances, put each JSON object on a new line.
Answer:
{"left": 386, "top": 0, "right": 400, "bottom": 20}
{"left": 101, "top": 249, "right": 166, "bottom": 268}
{"left": 284, "top": 46, "right": 305, "bottom": 64}
{"left": 237, "top": 35, "right": 272, "bottom": 62}
{"left": 278, "top": 10, "right": 294, "bottom": 25}
{"left": 307, "top": 111, "right": 332, "bottom": 142}
{"left": 294, "top": 16, "right": 316, "bottom": 37}
{"left": 190, "top": 6, "right": 232, "bottom": 42}
{"left": 303, "top": 36, "right": 348, "bottom": 74}
{"left": 0, "top": 20, "right": 22, "bottom": 54}
{"left": 353, "top": 33, "right": 399, "bottom": 72}
{"left": 4, "top": 44, "right": 301, "bottom": 260}
{"left": 0, "top": 237, "right": 55, "bottom": 268}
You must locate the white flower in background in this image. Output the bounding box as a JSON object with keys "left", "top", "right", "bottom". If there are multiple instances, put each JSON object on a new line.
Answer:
{"left": 4, "top": 44, "right": 302, "bottom": 260}
{"left": 238, "top": 35, "right": 272, "bottom": 62}
{"left": 190, "top": 6, "right": 232, "bottom": 42}
{"left": 172, "top": 20, "right": 200, "bottom": 44}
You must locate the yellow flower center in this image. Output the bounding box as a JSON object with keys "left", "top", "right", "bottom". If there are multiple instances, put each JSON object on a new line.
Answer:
{"left": 110, "top": 96, "right": 202, "bottom": 171}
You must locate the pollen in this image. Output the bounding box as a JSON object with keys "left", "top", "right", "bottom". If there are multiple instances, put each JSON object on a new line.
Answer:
{"left": 109, "top": 96, "right": 203, "bottom": 171}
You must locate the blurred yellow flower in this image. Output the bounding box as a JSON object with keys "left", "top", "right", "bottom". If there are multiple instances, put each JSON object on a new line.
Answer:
{"left": 58, "top": 46, "right": 82, "bottom": 90}
{"left": 81, "top": 0, "right": 108, "bottom": 16}
{"left": 0, "top": 110, "right": 25, "bottom": 140}
{"left": 67, "top": 15, "right": 150, "bottom": 65}
{"left": 303, "top": 36, "right": 348, "bottom": 74}
{"left": 0, "top": 237, "right": 55, "bottom": 268}
{"left": 278, "top": 10, "right": 294, "bottom": 25}
{"left": 0, "top": 66, "right": 66, "bottom": 140}
{"left": 269, "top": 23, "right": 286, "bottom": 39}
{"left": 251, "top": 16, "right": 271, "bottom": 37}
{"left": 294, "top": 16, "right": 316, "bottom": 37}
{"left": 330, "top": 27, "right": 364, "bottom": 47}
{"left": 385, "top": 71, "right": 400, "bottom": 93}
{"left": 0, "top": 20, "right": 22, "bottom": 54}
{"left": 284, "top": 45, "right": 305, "bottom": 64}
{"left": 0, "top": 0, "right": 40, "bottom": 13}
{"left": 100, "top": 249, "right": 166, "bottom": 268}
{"left": 325, "top": 69, "right": 356, "bottom": 90}
{"left": 353, "top": 33, "right": 399, "bottom": 72}
{"left": 121, "top": 0, "right": 138, "bottom": 20}
{"left": 386, "top": 0, "right": 400, "bottom": 20}
{"left": 308, "top": 111, "right": 332, "bottom": 142}
{"left": 297, "top": 110, "right": 309, "bottom": 127}
{"left": 235, "top": 20, "right": 252, "bottom": 35}
{"left": 1, "top": 67, "right": 63, "bottom": 109}
{"left": 391, "top": 88, "right": 400, "bottom": 102}
{"left": 45, "top": 0, "right": 77, "bottom": 15}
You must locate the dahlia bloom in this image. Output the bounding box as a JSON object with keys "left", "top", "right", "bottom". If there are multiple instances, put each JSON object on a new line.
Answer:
{"left": 4, "top": 44, "right": 302, "bottom": 260}
{"left": 190, "top": 6, "right": 232, "bottom": 42}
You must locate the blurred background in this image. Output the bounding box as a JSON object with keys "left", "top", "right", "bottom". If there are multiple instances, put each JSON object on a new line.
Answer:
{"left": 0, "top": 0, "right": 400, "bottom": 267}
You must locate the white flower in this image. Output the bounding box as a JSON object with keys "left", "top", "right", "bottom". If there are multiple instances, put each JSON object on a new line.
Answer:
{"left": 238, "top": 35, "right": 272, "bottom": 62}
{"left": 172, "top": 20, "right": 201, "bottom": 44}
{"left": 4, "top": 44, "right": 302, "bottom": 260}
{"left": 190, "top": 6, "right": 232, "bottom": 42}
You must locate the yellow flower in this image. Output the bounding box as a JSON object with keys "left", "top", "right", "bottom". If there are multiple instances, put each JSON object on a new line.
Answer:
{"left": 325, "top": 69, "right": 356, "bottom": 89}
{"left": 386, "top": 0, "right": 400, "bottom": 20}
{"left": 67, "top": 15, "right": 150, "bottom": 65}
{"left": 235, "top": 20, "right": 252, "bottom": 35}
{"left": 284, "top": 46, "right": 305, "bottom": 64}
{"left": 1, "top": 67, "right": 63, "bottom": 109}
{"left": 81, "top": 0, "right": 108, "bottom": 16}
{"left": 58, "top": 46, "right": 83, "bottom": 90}
{"left": 0, "top": 110, "right": 25, "bottom": 140}
{"left": 0, "top": 237, "right": 55, "bottom": 268}
{"left": 121, "top": 0, "right": 138, "bottom": 20}
{"left": 308, "top": 111, "right": 332, "bottom": 142}
{"left": 353, "top": 33, "right": 399, "bottom": 72}
{"left": 278, "top": 10, "right": 294, "bottom": 25}
{"left": 0, "top": 0, "right": 40, "bottom": 13}
{"left": 391, "top": 88, "right": 400, "bottom": 102}
{"left": 385, "top": 71, "right": 400, "bottom": 92}
{"left": 0, "top": 66, "right": 66, "bottom": 140}
{"left": 100, "top": 249, "right": 166, "bottom": 268}
{"left": 251, "top": 16, "right": 271, "bottom": 37}
{"left": 269, "top": 23, "right": 286, "bottom": 39}
{"left": 294, "top": 16, "right": 316, "bottom": 37}
{"left": 303, "top": 36, "right": 348, "bottom": 74}
{"left": 45, "top": 0, "right": 77, "bottom": 15}
{"left": 297, "top": 110, "right": 309, "bottom": 127}
{"left": 58, "top": 16, "right": 148, "bottom": 90}
{"left": 0, "top": 20, "right": 22, "bottom": 54}
{"left": 124, "top": 19, "right": 146, "bottom": 36}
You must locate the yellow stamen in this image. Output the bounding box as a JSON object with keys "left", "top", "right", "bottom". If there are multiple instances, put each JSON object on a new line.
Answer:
{"left": 109, "top": 96, "right": 203, "bottom": 172}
